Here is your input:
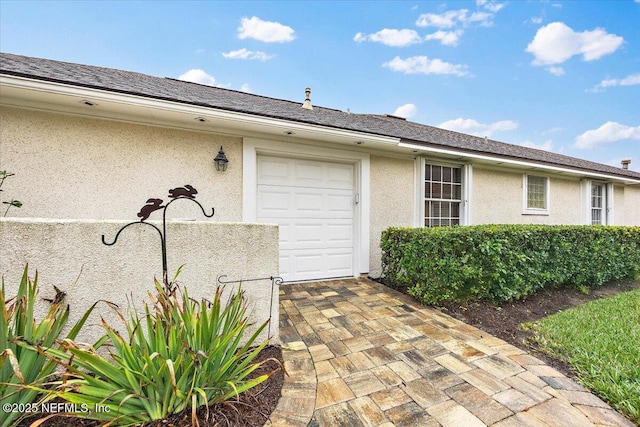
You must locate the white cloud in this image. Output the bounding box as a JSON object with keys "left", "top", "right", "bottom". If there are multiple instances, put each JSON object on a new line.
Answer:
{"left": 600, "top": 78, "right": 618, "bottom": 88}
{"left": 467, "top": 11, "right": 495, "bottom": 27}
{"left": 575, "top": 122, "right": 640, "bottom": 149}
{"left": 416, "top": 9, "right": 495, "bottom": 28}
{"left": 425, "top": 30, "right": 464, "bottom": 46}
{"left": 393, "top": 103, "right": 418, "bottom": 118}
{"left": 238, "top": 16, "right": 295, "bottom": 43}
{"left": 178, "top": 69, "right": 216, "bottom": 86}
{"left": 590, "top": 72, "right": 640, "bottom": 92}
{"left": 620, "top": 73, "right": 640, "bottom": 85}
{"left": 240, "top": 83, "right": 251, "bottom": 92}
{"left": 383, "top": 56, "right": 470, "bottom": 77}
{"left": 477, "top": 0, "right": 506, "bottom": 13}
{"left": 415, "top": 6, "right": 499, "bottom": 46}
{"left": 416, "top": 10, "right": 468, "bottom": 28}
{"left": 438, "top": 118, "right": 518, "bottom": 137}
{"left": 353, "top": 29, "right": 422, "bottom": 47}
{"left": 531, "top": 16, "right": 543, "bottom": 24}
{"left": 526, "top": 22, "right": 624, "bottom": 66}
{"left": 548, "top": 66, "right": 565, "bottom": 76}
{"left": 521, "top": 140, "right": 554, "bottom": 151}
{"left": 222, "top": 48, "right": 274, "bottom": 61}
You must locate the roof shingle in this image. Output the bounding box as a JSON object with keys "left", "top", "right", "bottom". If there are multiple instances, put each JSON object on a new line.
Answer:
{"left": 1, "top": 52, "right": 638, "bottom": 180}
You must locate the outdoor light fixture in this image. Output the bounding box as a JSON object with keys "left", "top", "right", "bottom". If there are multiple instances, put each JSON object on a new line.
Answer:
{"left": 214, "top": 146, "right": 229, "bottom": 172}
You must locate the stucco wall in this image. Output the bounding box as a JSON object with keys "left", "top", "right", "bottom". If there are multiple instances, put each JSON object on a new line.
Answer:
{"left": 621, "top": 185, "right": 640, "bottom": 225}
{"left": 472, "top": 166, "right": 581, "bottom": 225}
{"left": 369, "top": 155, "right": 415, "bottom": 277}
{"left": 0, "top": 218, "right": 279, "bottom": 344}
{"left": 0, "top": 106, "right": 243, "bottom": 221}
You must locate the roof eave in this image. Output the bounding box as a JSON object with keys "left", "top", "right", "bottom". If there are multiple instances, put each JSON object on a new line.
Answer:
{"left": 399, "top": 142, "right": 640, "bottom": 185}
{"left": 0, "top": 74, "right": 400, "bottom": 148}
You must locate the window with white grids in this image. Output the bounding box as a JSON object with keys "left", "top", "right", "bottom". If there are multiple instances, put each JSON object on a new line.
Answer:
{"left": 524, "top": 174, "right": 549, "bottom": 214}
{"left": 591, "top": 183, "right": 605, "bottom": 225}
{"left": 424, "top": 163, "right": 462, "bottom": 227}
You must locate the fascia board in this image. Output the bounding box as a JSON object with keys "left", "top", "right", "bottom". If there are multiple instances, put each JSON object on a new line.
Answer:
{"left": 399, "top": 142, "right": 640, "bottom": 185}
{"left": 1, "top": 75, "right": 400, "bottom": 146}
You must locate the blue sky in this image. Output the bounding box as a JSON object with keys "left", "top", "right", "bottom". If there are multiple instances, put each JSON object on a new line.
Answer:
{"left": 1, "top": 0, "right": 639, "bottom": 171}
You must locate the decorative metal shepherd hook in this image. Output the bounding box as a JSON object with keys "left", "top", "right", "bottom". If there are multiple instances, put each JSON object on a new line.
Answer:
{"left": 102, "top": 185, "right": 214, "bottom": 288}
{"left": 217, "top": 275, "right": 284, "bottom": 337}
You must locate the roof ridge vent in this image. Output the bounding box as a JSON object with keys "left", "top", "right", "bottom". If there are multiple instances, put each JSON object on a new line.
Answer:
{"left": 302, "top": 87, "right": 313, "bottom": 110}
{"left": 384, "top": 114, "right": 406, "bottom": 120}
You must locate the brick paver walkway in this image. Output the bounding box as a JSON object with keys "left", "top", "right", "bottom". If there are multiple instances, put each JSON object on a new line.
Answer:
{"left": 266, "top": 278, "right": 634, "bottom": 427}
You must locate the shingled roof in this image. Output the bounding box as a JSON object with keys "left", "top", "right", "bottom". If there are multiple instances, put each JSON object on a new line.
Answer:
{"left": 1, "top": 52, "right": 638, "bottom": 181}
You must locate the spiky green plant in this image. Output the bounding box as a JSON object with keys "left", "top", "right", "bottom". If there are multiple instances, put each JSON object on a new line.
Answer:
{"left": 1, "top": 265, "right": 98, "bottom": 427}
{"left": 19, "top": 276, "right": 278, "bottom": 426}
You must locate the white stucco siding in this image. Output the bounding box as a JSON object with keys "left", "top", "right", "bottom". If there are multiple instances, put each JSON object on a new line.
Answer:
{"left": 369, "top": 155, "right": 415, "bottom": 278}
{"left": 0, "top": 106, "right": 243, "bottom": 221}
{"left": 472, "top": 166, "right": 581, "bottom": 225}
{"left": 614, "top": 185, "right": 625, "bottom": 225}
{"left": 622, "top": 185, "right": 640, "bottom": 225}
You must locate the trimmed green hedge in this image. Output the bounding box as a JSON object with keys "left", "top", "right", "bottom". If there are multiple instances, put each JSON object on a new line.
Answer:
{"left": 381, "top": 225, "right": 640, "bottom": 304}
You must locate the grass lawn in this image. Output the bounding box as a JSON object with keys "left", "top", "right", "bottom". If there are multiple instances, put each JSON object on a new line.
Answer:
{"left": 528, "top": 288, "right": 640, "bottom": 424}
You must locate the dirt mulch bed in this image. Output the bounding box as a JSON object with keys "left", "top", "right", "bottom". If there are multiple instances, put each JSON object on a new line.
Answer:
{"left": 435, "top": 278, "right": 640, "bottom": 376}
{"left": 17, "top": 346, "right": 284, "bottom": 427}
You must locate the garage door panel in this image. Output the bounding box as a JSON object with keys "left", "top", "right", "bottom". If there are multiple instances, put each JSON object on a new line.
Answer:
{"left": 258, "top": 186, "right": 353, "bottom": 219}
{"left": 327, "top": 164, "right": 355, "bottom": 189}
{"left": 277, "top": 220, "right": 353, "bottom": 250}
{"left": 327, "top": 194, "right": 353, "bottom": 214}
{"left": 294, "top": 223, "right": 324, "bottom": 244}
{"left": 257, "top": 155, "right": 355, "bottom": 282}
{"left": 259, "top": 156, "right": 354, "bottom": 190}
{"left": 295, "top": 191, "right": 325, "bottom": 213}
{"left": 257, "top": 188, "right": 291, "bottom": 216}
{"left": 328, "top": 224, "right": 353, "bottom": 245}
{"left": 258, "top": 157, "right": 292, "bottom": 183}
{"left": 294, "top": 161, "right": 324, "bottom": 185}
{"left": 280, "top": 249, "right": 353, "bottom": 282}
{"left": 326, "top": 251, "right": 354, "bottom": 276}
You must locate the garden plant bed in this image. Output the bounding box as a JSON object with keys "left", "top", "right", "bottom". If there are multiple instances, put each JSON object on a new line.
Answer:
{"left": 436, "top": 278, "right": 640, "bottom": 377}
{"left": 16, "top": 346, "right": 284, "bottom": 427}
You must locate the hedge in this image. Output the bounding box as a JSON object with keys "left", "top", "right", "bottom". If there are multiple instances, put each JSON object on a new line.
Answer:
{"left": 381, "top": 225, "right": 640, "bottom": 304}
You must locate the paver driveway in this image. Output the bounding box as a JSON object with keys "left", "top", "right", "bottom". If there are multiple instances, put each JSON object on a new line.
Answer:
{"left": 267, "top": 278, "right": 633, "bottom": 427}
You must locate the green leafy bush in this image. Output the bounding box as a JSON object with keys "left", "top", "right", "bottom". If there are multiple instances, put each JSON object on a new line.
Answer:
{"left": 18, "top": 276, "right": 277, "bottom": 426}
{"left": 1, "top": 266, "right": 98, "bottom": 427}
{"left": 381, "top": 225, "right": 640, "bottom": 304}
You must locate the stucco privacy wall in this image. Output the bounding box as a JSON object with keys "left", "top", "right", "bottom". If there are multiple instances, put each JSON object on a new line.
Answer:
{"left": 0, "top": 106, "right": 243, "bottom": 221}
{"left": 0, "top": 219, "right": 279, "bottom": 344}
{"left": 472, "top": 166, "right": 582, "bottom": 224}
{"left": 369, "top": 155, "right": 415, "bottom": 277}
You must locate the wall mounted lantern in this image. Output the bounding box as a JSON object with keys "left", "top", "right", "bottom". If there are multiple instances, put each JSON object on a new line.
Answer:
{"left": 214, "top": 146, "right": 229, "bottom": 172}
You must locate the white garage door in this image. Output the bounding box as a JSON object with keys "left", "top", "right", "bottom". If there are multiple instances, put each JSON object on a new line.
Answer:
{"left": 257, "top": 155, "right": 355, "bottom": 282}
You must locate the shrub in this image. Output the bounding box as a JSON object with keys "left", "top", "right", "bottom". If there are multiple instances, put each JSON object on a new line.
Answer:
{"left": 17, "top": 276, "right": 278, "bottom": 426}
{"left": 0, "top": 266, "right": 98, "bottom": 427}
{"left": 381, "top": 225, "right": 640, "bottom": 304}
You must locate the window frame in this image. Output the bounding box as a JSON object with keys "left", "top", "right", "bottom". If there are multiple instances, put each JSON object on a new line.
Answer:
{"left": 584, "top": 180, "right": 613, "bottom": 225}
{"left": 591, "top": 182, "right": 605, "bottom": 225}
{"left": 522, "top": 174, "right": 550, "bottom": 215}
{"left": 420, "top": 160, "right": 468, "bottom": 227}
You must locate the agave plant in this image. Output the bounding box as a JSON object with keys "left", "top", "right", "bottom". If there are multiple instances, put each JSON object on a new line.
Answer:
{"left": 20, "top": 275, "right": 279, "bottom": 426}
{"left": 0, "top": 265, "right": 98, "bottom": 427}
